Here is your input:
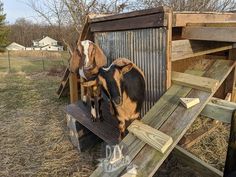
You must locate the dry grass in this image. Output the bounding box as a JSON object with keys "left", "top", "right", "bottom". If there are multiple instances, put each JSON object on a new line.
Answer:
{"left": 0, "top": 72, "right": 100, "bottom": 177}
{"left": 188, "top": 116, "right": 230, "bottom": 171}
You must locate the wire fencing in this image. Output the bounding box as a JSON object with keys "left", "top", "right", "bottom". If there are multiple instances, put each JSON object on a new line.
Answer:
{"left": 0, "top": 51, "right": 69, "bottom": 73}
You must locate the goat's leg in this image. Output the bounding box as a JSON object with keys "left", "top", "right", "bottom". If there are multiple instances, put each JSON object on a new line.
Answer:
{"left": 97, "top": 96, "right": 103, "bottom": 121}
{"left": 90, "top": 95, "right": 97, "bottom": 122}
{"left": 118, "top": 118, "right": 126, "bottom": 141}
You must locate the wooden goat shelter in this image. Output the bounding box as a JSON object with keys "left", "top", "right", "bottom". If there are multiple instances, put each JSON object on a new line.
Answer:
{"left": 58, "top": 6, "right": 236, "bottom": 177}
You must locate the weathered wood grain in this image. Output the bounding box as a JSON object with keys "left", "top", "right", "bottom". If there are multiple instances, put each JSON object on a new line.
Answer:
{"left": 173, "top": 13, "right": 236, "bottom": 27}
{"left": 66, "top": 101, "right": 120, "bottom": 145}
{"left": 172, "top": 71, "right": 220, "bottom": 92}
{"left": 128, "top": 120, "right": 173, "bottom": 153}
{"left": 90, "top": 13, "right": 166, "bottom": 32}
{"left": 90, "top": 6, "right": 170, "bottom": 23}
{"left": 182, "top": 27, "right": 236, "bottom": 42}
{"left": 171, "top": 40, "right": 232, "bottom": 61}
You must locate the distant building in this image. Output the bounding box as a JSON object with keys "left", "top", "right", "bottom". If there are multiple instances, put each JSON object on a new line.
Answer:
{"left": 6, "top": 42, "right": 25, "bottom": 51}
{"left": 27, "top": 36, "right": 63, "bottom": 51}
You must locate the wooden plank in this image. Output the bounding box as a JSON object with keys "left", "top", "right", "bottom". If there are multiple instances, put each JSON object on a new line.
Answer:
{"left": 228, "top": 50, "right": 236, "bottom": 102}
{"left": 187, "top": 22, "right": 236, "bottom": 27}
{"left": 173, "top": 13, "right": 236, "bottom": 27}
{"left": 90, "top": 6, "right": 170, "bottom": 23}
{"left": 201, "top": 97, "right": 236, "bottom": 123}
{"left": 90, "top": 59, "right": 234, "bottom": 177}
{"left": 166, "top": 12, "right": 172, "bottom": 89}
{"left": 69, "top": 73, "right": 78, "bottom": 103}
{"left": 225, "top": 93, "right": 232, "bottom": 101}
{"left": 173, "top": 146, "right": 223, "bottom": 177}
{"left": 182, "top": 27, "right": 236, "bottom": 42}
{"left": 171, "top": 40, "right": 232, "bottom": 61}
{"left": 128, "top": 120, "right": 173, "bottom": 153}
{"left": 172, "top": 71, "right": 219, "bottom": 92}
{"left": 179, "top": 121, "right": 220, "bottom": 148}
{"left": 90, "top": 13, "right": 166, "bottom": 32}
{"left": 224, "top": 110, "right": 236, "bottom": 177}
{"left": 66, "top": 101, "right": 120, "bottom": 145}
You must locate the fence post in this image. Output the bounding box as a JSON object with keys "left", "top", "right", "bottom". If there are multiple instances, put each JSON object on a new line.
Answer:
{"left": 7, "top": 50, "right": 11, "bottom": 72}
{"left": 42, "top": 51, "right": 45, "bottom": 71}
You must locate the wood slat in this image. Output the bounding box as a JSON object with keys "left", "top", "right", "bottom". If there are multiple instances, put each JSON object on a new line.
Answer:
{"left": 90, "top": 6, "right": 169, "bottom": 23}
{"left": 128, "top": 120, "right": 173, "bottom": 153}
{"left": 201, "top": 97, "right": 236, "bottom": 123}
{"left": 66, "top": 101, "right": 120, "bottom": 145}
{"left": 90, "top": 59, "right": 234, "bottom": 177}
{"left": 172, "top": 71, "right": 219, "bottom": 92}
{"left": 187, "top": 22, "right": 236, "bottom": 27}
{"left": 182, "top": 27, "right": 236, "bottom": 42}
{"left": 179, "top": 121, "right": 220, "bottom": 149}
{"left": 90, "top": 13, "right": 166, "bottom": 32}
{"left": 171, "top": 40, "right": 232, "bottom": 61}
{"left": 224, "top": 110, "right": 236, "bottom": 177}
{"left": 173, "top": 146, "right": 223, "bottom": 177}
{"left": 173, "top": 13, "right": 236, "bottom": 27}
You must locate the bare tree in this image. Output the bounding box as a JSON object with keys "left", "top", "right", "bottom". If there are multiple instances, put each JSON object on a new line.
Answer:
{"left": 131, "top": 0, "right": 236, "bottom": 11}
{"left": 26, "top": 0, "right": 130, "bottom": 53}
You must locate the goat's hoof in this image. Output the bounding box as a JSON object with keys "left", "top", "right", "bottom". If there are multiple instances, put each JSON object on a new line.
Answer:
{"left": 91, "top": 116, "right": 96, "bottom": 122}
{"left": 82, "top": 101, "right": 87, "bottom": 105}
{"left": 99, "top": 116, "right": 104, "bottom": 122}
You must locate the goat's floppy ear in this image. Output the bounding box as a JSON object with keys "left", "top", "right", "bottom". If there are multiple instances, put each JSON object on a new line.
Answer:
{"left": 94, "top": 44, "right": 107, "bottom": 67}
{"left": 119, "top": 63, "right": 133, "bottom": 74}
{"left": 69, "top": 48, "right": 81, "bottom": 73}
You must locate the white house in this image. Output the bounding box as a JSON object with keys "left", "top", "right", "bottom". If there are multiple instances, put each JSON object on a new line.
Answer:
{"left": 32, "top": 36, "right": 63, "bottom": 51}
{"left": 6, "top": 42, "right": 25, "bottom": 51}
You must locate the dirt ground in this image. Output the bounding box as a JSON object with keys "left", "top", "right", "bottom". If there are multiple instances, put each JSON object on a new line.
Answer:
{"left": 0, "top": 71, "right": 230, "bottom": 177}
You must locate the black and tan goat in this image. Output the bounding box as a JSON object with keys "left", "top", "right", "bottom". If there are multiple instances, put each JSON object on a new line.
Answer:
{"left": 98, "top": 58, "right": 146, "bottom": 138}
{"left": 69, "top": 40, "right": 107, "bottom": 121}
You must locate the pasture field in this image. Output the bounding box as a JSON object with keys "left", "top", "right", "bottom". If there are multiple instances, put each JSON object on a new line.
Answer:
{"left": 0, "top": 57, "right": 230, "bottom": 177}
{"left": 0, "top": 56, "right": 68, "bottom": 73}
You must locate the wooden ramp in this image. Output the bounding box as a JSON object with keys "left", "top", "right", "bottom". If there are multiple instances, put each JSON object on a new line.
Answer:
{"left": 57, "top": 67, "right": 70, "bottom": 98}
{"left": 90, "top": 59, "right": 235, "bottom": 177}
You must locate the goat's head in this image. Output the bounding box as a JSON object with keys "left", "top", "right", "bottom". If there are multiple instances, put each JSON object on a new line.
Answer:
{"left": 69, "top": 40, "right": 107, "bottom": 76}
{"left": 98, "top": 62, "right": 133, "bottom": 106}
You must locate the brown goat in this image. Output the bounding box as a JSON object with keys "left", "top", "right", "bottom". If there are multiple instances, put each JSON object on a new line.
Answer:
{"left": 98, "top": 58, "right": 146, "bottom": 139}
{"left": 69, "top": 40, "right": 107, "bottom": 121}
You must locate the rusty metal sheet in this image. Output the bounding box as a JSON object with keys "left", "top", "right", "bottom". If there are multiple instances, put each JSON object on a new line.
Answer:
{"left": 95, "top": 28, "right": 167, "bottom": 115}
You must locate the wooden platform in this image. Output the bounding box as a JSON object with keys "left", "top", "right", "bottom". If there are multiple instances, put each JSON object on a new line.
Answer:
{"left": 66, "top": 101, "right": 120, "bottom": 145}
{"left": 90, "top": 59, "right": 235, "bottom": 177}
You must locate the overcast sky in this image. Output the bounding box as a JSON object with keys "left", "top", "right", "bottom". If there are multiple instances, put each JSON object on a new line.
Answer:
{"left": 3, "top": 0, "right": 37, "bottom": 24}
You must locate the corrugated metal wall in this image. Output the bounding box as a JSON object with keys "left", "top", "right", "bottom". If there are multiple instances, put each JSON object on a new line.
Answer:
{"left": 95, "top": 28, "right": 167, "bottom": 115}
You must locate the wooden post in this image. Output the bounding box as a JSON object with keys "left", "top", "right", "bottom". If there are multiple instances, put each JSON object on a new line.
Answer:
{"left": 224, "top": 110, "right": 236, "bottom": 177}
{"left": 42, "top": 58, "right": 45, "bottom": 71}
{"left": 7, "top": 50, "right": 11, "bottom": 72}
{"left": 69, "top": 73, "right": 78, "bottom": 103}
{"left": 166, "top": 11, "right": 172, "bottom": 89}
{"left": 228, "top": 48, "right": 236, "bottom": 102}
